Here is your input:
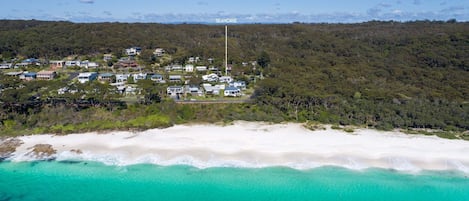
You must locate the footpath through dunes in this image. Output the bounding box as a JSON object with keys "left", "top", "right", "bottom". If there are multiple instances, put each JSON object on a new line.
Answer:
{"left": 6, "top": 121, "right": 469, "bottom": 173}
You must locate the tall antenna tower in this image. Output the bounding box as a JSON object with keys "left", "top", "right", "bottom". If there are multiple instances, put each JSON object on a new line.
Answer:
{"left": 216, "top": 18, "right": 237, "bottom": 76}
{"left": 225, "top": 25, "right": 228, "bottom": 76}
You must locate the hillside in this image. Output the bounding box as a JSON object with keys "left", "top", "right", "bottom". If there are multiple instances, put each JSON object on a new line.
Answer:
{"left": 0, "top": 20, "right": 468, "bottom": 134}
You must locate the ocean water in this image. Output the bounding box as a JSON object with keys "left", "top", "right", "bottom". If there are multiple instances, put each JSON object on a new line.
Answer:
{"left": 1, "top": 161, "right": 468, "bottom": 201}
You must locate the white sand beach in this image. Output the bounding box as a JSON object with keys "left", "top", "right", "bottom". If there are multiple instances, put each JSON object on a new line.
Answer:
{"left": 9, "top": 121, "right": 469, "bottom": 173}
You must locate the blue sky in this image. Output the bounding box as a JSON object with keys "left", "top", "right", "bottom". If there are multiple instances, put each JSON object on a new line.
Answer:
{"left": 1, "top": 0, "right": 467, "bottom": 23}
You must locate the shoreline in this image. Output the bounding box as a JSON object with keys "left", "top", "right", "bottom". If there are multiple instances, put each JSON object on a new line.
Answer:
{"left": 3, "top": 121, "right": 469, "bottom": 173}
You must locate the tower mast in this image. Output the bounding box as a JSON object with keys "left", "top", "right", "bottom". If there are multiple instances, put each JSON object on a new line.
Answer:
{"left": 225, "top": 25, "right": 228, "bottom": 76}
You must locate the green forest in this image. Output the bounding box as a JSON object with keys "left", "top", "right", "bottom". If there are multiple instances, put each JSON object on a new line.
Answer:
{"left": 0, "top": 20, "right": 468, "bottom": 137}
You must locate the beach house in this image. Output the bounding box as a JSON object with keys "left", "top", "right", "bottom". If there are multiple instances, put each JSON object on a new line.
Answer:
{"left": 37, "top": 70, "right": 57, "bottom": 80}
{"left": 77, "top": 72, "right": 98, "bottom": 83}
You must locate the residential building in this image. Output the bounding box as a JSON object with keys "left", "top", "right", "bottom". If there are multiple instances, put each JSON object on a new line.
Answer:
{"left": 115, "top": 74, "right": 130, "bottom": 83}
{"left": 50, "top": 60, "right": 65, "bottom": 70}
{"left": 153, "top": 48, "right": 165, "bottom": 57}
{"left": 132, "top": 73, "right": 147, "bottom": 81}
{"left": 202, "top": 73, "right": 219, "bottom": 82}
{"left": 103, "top": 54, "right": 113, "bottom": 61}
{"left": 219, "top": 76, "right": 233, "bottom": 83}
{"left": 202, "top": 83, "right": 222, "bottom": 95}
{"left": 229, "top": 81, "right": 247, "bottom": 90}
{"left": 169, "top": 75, "right": 182, "bottom": 82}
{"left": 196, "top": 66, "right": 207, "bottom": 72}
{"left": 65, "top": 60, "right": 80, "bottom": 67}
{"left": 167, "top": 86, "right": 184, "bottom": 96}
{"left": 184, "top": 64, "right": 194, "bottom": 72}
{"left": 125, "top": 47, "right": 142, "bottom": 56}
{"left": 224, "top": 86, "right": 241, "bottom": 97}
{"left": 37, "top": 70, "right": 57, "bottom": 80}
{"left": 98, "top": 73, "right": 114, "bottom": 82}
{"left": 20, "top": 72, "right": 37, "bottom": 81}
{"left": 5, "top": 71, "right": 23, "bottom": 77}
{"left": 171, "top": 65, "right": 183, "bottom": 71}
{"left": 116, "top": 60, "right": 138, "bottom": 68}
{"left": 22, "top": 58, "right": 41, "bottom": 65}
{"left": 77, "top": 72, "right": 98, "bottom": 83}
{"left": 150, "top": 74, "right": 165, "bottom": 83}
{"left": 0, "top": 63, "right": 12, "bottom": 69}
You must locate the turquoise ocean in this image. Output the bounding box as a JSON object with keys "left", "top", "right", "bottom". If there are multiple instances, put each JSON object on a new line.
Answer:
{"left": 1, "top": 161, "right": 468, "bottom": 201}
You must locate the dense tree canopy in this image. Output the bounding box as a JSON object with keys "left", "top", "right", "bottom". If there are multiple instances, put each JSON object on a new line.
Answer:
{"left": 0, "top": 20, "right": 468, "bottom": 134}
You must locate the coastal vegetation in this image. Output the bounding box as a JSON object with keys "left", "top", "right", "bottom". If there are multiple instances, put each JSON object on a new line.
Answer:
{"left": 0, "top": 20, "right": 468, "bottom": 138}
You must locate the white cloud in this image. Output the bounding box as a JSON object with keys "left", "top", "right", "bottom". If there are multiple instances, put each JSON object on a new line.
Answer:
{"left": 79, "top": 0, "right": 94, "bottom": 4}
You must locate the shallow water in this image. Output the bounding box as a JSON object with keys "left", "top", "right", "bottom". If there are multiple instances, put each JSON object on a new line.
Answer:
{"left": 1, "top": 161, "right": 468, "bottom": 201}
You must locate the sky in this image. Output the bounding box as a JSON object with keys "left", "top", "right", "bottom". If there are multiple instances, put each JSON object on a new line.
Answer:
{"left": 0, "top": 0, "right": 467, "bottom": 23}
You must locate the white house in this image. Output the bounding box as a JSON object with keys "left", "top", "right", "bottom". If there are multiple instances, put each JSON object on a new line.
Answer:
{"left": 219, "top": 76, "right": 233, "bottom": 83}
{"left": 184, "top": 64, "right": 194, "bottom": 72}
{"left": 153, "top": 48, "right": 165, "bottom": 57}
{"left": 126, "top": 47, "right": 142, "bottom": 56}
{"left": 188, "top": 57, "right": 200, "bottom": 63}
{"left": 224, "top": 86, "right": 241, "bottom": 97}
{"left": 171, "top": 65, "right": 183, "bottom": 71}
{"left": 202, "top": 83, "right": 223, "bottom": 95}
{"left": 169, "top": 75, "right": 182, "bottom": 82}
{"left": 65, "top": 60, "right": 80, "bottom": 67}
{"left": 77, "top": 72, "right": 98, "bottom": 83}
{"left": 151, "top": 74, "right": 165, "bottom": 83}
{"left": 0, "top": 63, "right": 12, "bottom": 69}
{"left": 202, "top": 73, "right": 219, "bottom": 82}
{"left": 196, "top": 66, "right": 207, "bottom": 72}
{"left": 115, "top": 74, "right": 130, "bottom": 83}
{"left": 229, "top": 81, "right": 247, "bottom": 90}
{"left": 167, "top": 86, "right": 184, "bottom": 96}
{"left": 132, "top": 73, "right": 147, "bottom": 81}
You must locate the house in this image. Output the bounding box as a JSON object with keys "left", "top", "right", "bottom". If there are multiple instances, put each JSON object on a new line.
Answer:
{"left": 124, "top": 85, "right": 138, "bottom": 96}
{"left": 116, "top": 60, "right": 138, "bottom": 68}
{"left": 167, "top": 86, "right": 184, "bottom": 96}
{"left": 103, "top": 54, "right": 113, "bottom": 61}
{"left": 184, "top": 64, "right": 194, "bottom": 72}
{"left": 98, "top": 73, "right": 114, "bottom": 82}
{"left": 224, "top": 86, "right": 241, "bottom": 97}
{"left": 186, "top": 85, "right": 203, "bottom": 96}
{"left": 171, "top": 65, "right": 183, "bottom": 71}
{"left": 50, "top": 60, "right": 65, "bottom": 70}
{"left": 209, "top": 66, "right": 219, "bottom": 72}
{"left": 125, "top": 47, "right": 142, "bottom": 56}
{"left": 115, "top": 74, "right": 130, "bottom": 83}
{"left": 132, "top": 73, "right": 147, "bottom": 81}
{"left": 202, "top": 73, "right": 219, "bottom": 82}
{"left": 14, "top": 63, "right": 30, "bottom": 68}
{"left": 20, "top": 72, "right": 37, "bottom": 81}
{"left": 196, "top": 66, "right": 207, "bottom": 72}
{"left": 188, "top": 57, "right": 200, "bottom": 63}
{"left": 202, "top": 83, "right": 222, "bottom": 96}
{"left": 65, "top": 60, "right": 80, "bottom": 67}
{"left": 219, "top": 76, "right": 233, "bottom": 83}
{"left": 151, "top": 74, "right": 165, "bottom": 83}
{"left": 169, "top": 75, "right": 182, "bottom": 82}
{"left": 229, "top": 81, "right": 247, "bottom": 90}
{"left": 77, "top": 72, "right": 98, "bottom": 83}
{"left": 37, "top": 70, "right": 57, "bottom": 80}
{"left": 0, "top": 63, "right": 12, "bottom": 69}
{"left": 22, "top": 58, "right": 41, "bottom": 65}
{"left": 153, "top": 48, "right": 165, "bottom": 57}
{"left": 79, "top": 60, "right": 99, "bottom": 68}
{"left": 5, "top": 71, "right": 23, "bottom": 77}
